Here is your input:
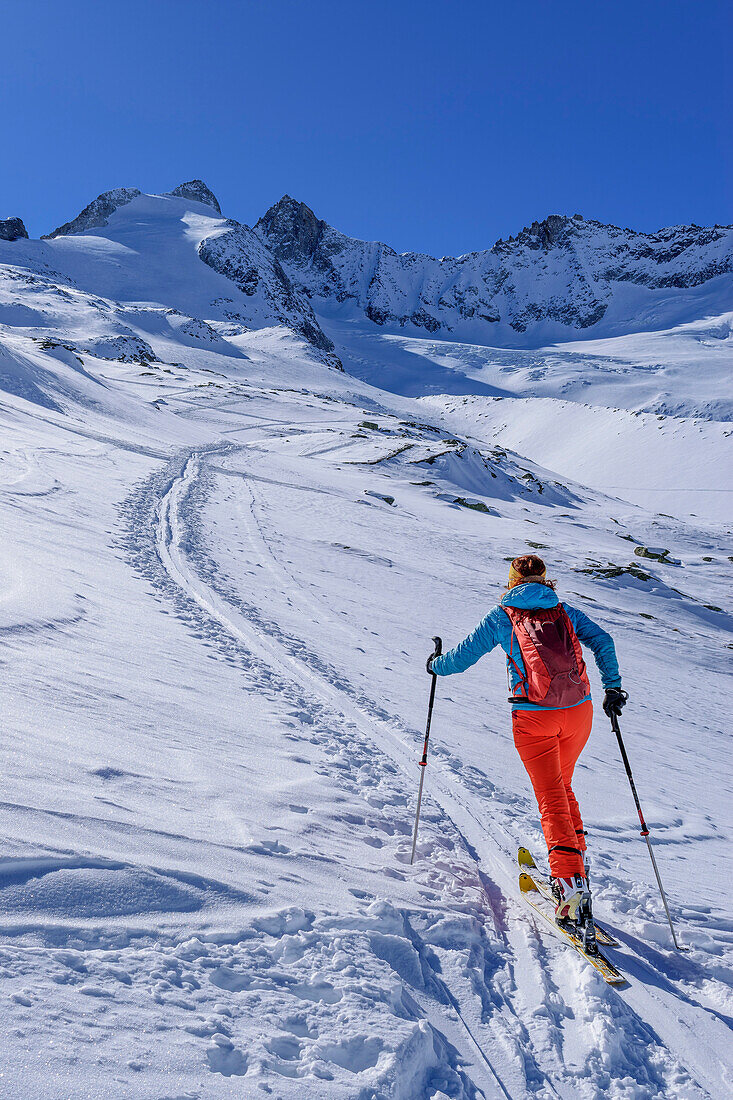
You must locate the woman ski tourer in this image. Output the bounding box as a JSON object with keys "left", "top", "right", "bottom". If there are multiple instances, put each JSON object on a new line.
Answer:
{"left": 427, "top": 554, "right": 627, "bottom": 942}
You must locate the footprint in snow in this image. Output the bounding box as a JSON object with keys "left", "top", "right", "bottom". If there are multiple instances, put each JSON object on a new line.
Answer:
{"left": 282, "top": 1014, "right": 319, "bottom": 1039}
{"left": 290, "top": 980, "right": 341, "bottom": 1004}
{"left": 265, "top": 1034, "right": 303, "bottom": 1061}
{"left": 206, "top": 1035, "right": 248, "bottom": 1077}
{"left": 316, "top": 1034, "right": 383, "bottom": 1073}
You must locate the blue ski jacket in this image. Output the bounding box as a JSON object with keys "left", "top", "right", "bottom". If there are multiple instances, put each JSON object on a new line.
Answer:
{"left": 431, "top": 582, "right": 622, "bottom": 711}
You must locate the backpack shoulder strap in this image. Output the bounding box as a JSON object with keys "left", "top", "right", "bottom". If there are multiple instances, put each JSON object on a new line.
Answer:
{"left": 502, "top": 606, "right": 530, "bottom": 700}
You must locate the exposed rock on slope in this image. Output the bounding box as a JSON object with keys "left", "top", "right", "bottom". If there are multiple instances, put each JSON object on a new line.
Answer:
{"left": 257, "top": 197, "right": 733, "bottom": 343}
{"left": 166, "top": 179, "right": 222, "bottom": 214}
{"left": 198, "top": 222, "right": 334, "bottom": 352}
{"left": 44, "top": 188, "right": 143, "bottom": 238}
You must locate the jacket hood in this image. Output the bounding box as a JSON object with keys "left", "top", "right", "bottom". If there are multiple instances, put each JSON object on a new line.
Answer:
{"left": 500, "top": 582, "right": 559, "bottom": 610}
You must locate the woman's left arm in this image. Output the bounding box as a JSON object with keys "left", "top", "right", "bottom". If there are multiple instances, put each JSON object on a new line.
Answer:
{"left": 432, "top": 610, "right": 501, "bottom": 676}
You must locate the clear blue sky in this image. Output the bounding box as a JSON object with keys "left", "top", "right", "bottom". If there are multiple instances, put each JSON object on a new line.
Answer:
{"left": 3, "top": 0, "right": 730, "bottom": 254}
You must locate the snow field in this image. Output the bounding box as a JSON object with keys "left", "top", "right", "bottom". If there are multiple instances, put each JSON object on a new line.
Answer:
{"left": 0, "top": 187, "right": 731, "bottom": 1097}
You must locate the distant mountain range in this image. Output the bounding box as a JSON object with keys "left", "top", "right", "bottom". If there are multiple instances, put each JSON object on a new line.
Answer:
{"left": 2, "top": 180, "right": 731, "bottom": 357}
{"left": 257, "top": 196, "right": 732, "bottom": 346}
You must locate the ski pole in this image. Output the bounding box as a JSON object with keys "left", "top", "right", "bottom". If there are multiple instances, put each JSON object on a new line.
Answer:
{"left": 609, "top": 709, "right": 686, "bottom": 951}
{"left": 410, "top": 636, "right": 442, "bottom": 865}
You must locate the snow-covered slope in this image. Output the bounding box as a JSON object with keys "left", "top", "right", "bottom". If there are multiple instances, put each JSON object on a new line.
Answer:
{"left": 257, "top": 195, "right": 733, "bottom": 346}
{"left": 319, "top": 309, "right": 733, "bottom": 420}
{"left": 418, "top": 393, "right": 733, "bottom": 522}
{"left": 0, "top": 181, "right": 732, "bottom": 1098}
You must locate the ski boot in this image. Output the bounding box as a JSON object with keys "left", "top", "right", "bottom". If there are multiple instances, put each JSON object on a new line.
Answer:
{"left": 551, "top": 874, "right": 599, "bottom": 955}
{"left": 551, "top": 874, "right": 587, "bottom": 922}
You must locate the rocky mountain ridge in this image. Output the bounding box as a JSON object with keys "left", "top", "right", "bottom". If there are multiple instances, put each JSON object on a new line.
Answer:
{"left": 256, "top": 196, "right": 733, "bottom": 342}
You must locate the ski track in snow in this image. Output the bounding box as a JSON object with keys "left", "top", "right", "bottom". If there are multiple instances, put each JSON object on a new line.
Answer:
{"left": 149, "top": 445, "right": 520, "bottom": 1098}
{"left": 1, "top": 389, "right": 730, "bottom": 1098}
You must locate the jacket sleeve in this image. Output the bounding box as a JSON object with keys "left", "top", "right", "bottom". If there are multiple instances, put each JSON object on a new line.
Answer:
{"left": 432, "top": 609, "right": 501, "bottom": 676}
{"left": 565, "top": 604, "right": 622, "bottom": 690}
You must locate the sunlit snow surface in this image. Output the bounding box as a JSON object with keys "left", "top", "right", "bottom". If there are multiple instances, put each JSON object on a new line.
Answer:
{"left": 0, "top": 194, "right": 732, "bottom": 1098}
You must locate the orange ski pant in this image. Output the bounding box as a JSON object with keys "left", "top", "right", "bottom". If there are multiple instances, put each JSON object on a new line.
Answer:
{"left": 512, "top": 700, "right": 592, "bottom": 878}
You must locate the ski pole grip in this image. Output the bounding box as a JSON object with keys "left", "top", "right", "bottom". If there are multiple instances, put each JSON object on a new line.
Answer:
{"left": 432, "top": 636, "right": 442, "bottom": 658}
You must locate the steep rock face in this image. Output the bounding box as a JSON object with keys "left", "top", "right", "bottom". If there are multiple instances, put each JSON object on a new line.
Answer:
{"left": 257, "top": 197, "right": 733, "bottom": 340}
{"left": 0, "top": 218, "right": 29, "bottom": 241}
{"left": 256, "top": 196, "right": 328, "bottom": 266}
{"left": 198, "top": 221, "right": 334, "bottom": 352}
{"left": 166, "top": 179, "right": 222, "bottom": 214}
{"left": 44, "top": 188, "right": 142, "bottom": 238}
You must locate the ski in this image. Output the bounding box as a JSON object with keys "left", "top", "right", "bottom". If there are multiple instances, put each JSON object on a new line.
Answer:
{"left": 518, "top": 846, "right": 619, "bottom": 947}
{"left": 519, "top": 872, "right": 626, "bottom": 985}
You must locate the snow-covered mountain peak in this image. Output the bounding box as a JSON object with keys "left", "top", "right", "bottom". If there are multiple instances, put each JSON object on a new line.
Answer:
{"left": 43, "top": 181, "right": 222, "bottom": 242}
{"left": 0, "top": 183, "right": 337, "bottom": 386}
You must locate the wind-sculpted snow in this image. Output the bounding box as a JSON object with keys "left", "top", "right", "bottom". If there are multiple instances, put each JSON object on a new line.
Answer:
{"left": 420, "top": 389, "right": 733, "bottom": 520}
{"left": 258, "top": 196, "right": 733, "bottom": 345}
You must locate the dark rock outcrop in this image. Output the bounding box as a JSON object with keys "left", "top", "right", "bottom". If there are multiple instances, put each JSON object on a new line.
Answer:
{"left": 43, "top": 188, "right": 142, "bottom": 238}
{"left": 256, "top": 196, "right": 327, "bottom": 265}
{"left": 166, "top": 180, "right": 222, "bottom": 214}
{"left": 0, "top": 218, "right": 29, "bottom": 242}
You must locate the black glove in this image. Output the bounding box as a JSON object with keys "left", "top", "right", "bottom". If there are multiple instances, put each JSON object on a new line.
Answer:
{"left": 426, "top": 636, "right": 442, "bottom": 676}
{"left": 603, "top": 688, "right": 628, "bottom": 718}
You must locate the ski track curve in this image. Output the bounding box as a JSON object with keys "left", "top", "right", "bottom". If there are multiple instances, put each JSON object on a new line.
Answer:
{"left": 112, "top": 427, "right": 732, "bottom": 1099}
{"left": 154, "top": 451, "right": 519, "bottom": 1098}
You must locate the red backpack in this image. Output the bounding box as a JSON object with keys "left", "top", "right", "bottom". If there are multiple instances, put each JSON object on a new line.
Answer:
{"left": 503, "top": 604, "right": 590, "bottom": 707}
